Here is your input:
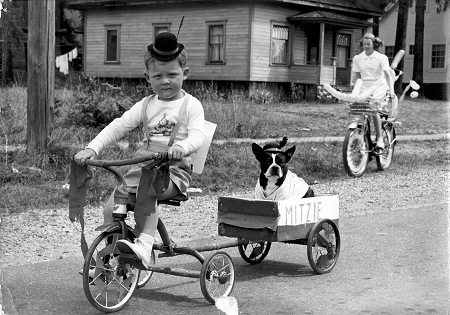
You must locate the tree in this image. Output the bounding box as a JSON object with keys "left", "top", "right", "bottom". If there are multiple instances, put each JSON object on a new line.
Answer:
{"left": 413, "top": 0, "right": 425, "bottom": 88}
{"left": 393, "top": 0, "right": 412, "bottom": 94}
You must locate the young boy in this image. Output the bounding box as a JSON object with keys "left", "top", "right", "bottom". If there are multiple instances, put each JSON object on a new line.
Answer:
{"left": 74, "top": 32, "right": 205, "bottom": 268}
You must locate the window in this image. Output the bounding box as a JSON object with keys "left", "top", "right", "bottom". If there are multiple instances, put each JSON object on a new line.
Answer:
{"left": 105, "top": 25, "right": 120, "bottom": 63}
{"left": 409, "top": 45, "right": 415, "bottom": 55}
{"left": 336, "top": 33, "right": 351, "bottom": 67}
{"left": 271, "top": 24, "right": 289, "bottom": 65}
{"left": 431, "top": 44, "right": 445, "bottom": 68}
{"left": 384, "top": 45, "right": 395, "bottom": 63}
{"left": 207, "top": 23, "right": 225, "bottom": 64}
{"left": 153, "top": 24, "right": 170, "bottom": 39}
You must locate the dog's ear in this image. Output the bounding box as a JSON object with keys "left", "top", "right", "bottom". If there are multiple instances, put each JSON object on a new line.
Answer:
{"left": 284, "top": 145, "right": 296, "bottom": 162}
{"left": 252, "top": 143, "right": 266, "bottom": 162}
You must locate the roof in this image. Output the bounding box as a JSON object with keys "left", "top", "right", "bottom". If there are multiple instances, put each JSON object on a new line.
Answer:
{"left": 66, "top": 0, "right": 384, "bottom": 16}
{"left": 288, "top": 10, "right": 375, "bottom": 27}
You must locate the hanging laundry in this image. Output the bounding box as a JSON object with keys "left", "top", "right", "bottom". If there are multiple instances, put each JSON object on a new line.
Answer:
{"left": 55, "top": 48, "right": 79, "bottom": 75}
{"left": 55, "top": 53, "right": 69, "bottom": 75}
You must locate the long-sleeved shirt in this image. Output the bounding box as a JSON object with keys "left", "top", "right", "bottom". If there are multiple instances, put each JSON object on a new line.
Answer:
{"left": 87, "top": 91, "right": 205, "bottom": 155}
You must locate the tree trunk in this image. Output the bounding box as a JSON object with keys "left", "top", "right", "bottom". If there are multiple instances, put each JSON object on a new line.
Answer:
{"left": 27, "top": 0, "right": 55, "bottom": 151}
{"left": 413, "top": 0, "right": 425, "bottom": 90}
{"left": 394, "top": 0, "right": 410, "bottom": 94}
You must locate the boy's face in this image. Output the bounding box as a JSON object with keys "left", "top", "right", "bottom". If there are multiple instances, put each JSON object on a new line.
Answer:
{"left": 146, "top": 59, "right": 188, "bottom": 101}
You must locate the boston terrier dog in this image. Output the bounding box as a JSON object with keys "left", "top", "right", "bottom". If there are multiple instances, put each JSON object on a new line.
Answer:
{"left": 252, "top": 137, "right": 314, "bottom": 200}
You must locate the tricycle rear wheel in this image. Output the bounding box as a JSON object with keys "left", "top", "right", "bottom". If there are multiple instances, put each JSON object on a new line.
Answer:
{"left": 200, "top": 251, "right": 235, "bottom": 304}
{"left": 307, "top": 219, "right": 340, "bottom": 274}
{"left": 238, "top": 241, "right": 271, "bottom": 264}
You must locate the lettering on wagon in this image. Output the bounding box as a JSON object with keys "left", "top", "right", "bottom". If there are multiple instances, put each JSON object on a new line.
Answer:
{"left": 282, "top": 201, "right": 322, "bottom": 225}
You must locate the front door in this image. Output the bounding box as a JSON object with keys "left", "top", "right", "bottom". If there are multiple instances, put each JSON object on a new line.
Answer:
{"left": 335, "top": 33, "right": 351, "bottom": 85}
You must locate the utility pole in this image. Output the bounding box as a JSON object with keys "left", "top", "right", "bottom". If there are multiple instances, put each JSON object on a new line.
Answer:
{"left": 27, "top": 0, "right": 55, "bottom": 151}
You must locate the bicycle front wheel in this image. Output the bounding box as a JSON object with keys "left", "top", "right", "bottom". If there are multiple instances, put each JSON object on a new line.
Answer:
{"left": 376, "top": 124, "right": 395, "bottom": 171}
{"left": 83, "top": 231, "right": 140, "bottom": 313}
{"left": 342, "top": 127, "right": 369, "bottom": 177}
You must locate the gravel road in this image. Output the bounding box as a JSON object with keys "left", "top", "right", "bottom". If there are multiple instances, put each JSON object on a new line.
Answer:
{"left": 1, "top": 159, "right": 448, "bottom": 267}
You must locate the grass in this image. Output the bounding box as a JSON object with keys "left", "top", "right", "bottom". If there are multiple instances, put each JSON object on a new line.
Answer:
{"left": 0, "top": 81, "right": 449, "bottom": 214}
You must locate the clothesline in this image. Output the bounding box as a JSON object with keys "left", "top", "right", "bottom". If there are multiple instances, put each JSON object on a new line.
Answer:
{"left": 55, "top": 47, "right": 78, "bottom": 75}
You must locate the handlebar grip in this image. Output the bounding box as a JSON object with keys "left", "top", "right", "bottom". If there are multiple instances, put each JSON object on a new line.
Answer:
{"left": 391, "top": 50, "right": 405, "bottom": 69}
{"left": 83, "top": 152, "right": 166, "bottom": 167}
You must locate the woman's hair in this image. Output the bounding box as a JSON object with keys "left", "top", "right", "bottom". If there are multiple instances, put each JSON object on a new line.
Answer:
{"left": 359, "top": 33, "right": 384, "bottom": 49}
{"left": 144, "top": 49, "right": 188, "bottom": 70}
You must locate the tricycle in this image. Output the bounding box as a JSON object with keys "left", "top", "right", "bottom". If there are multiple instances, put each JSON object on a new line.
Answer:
{"left": 80, "top": 153, "right": 341, "bottom": 313}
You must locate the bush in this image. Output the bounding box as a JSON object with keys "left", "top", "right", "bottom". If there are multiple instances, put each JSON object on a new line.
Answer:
{"left": 316, "top": 85, "right": 337, "bottom": 103}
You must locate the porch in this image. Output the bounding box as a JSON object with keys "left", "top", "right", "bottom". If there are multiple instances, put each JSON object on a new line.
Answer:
{"left": 287, "top": 10, "right": 375, "bottom": 87}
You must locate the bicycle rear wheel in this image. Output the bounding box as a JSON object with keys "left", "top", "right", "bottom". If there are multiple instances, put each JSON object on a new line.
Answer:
{"left": 342, "top": 127, "right": 369, "bottom": 177}
{"left": 83, "top": 231, "right": 140, "bottom": 313}
{"left": 376, "top": 124, "right": 395, "bottom": 171}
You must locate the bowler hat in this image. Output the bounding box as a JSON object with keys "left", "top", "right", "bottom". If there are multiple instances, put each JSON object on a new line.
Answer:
{"left": 147, "top": 32, "right": 184, "bottom": 61}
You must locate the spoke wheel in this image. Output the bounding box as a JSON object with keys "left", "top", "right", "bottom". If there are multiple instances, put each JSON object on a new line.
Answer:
{"left": 200, "top": 251, "right": 235, "bottom": 304}
{"left": 238, "top": 241, "right": 271, "bottom": 264}
{"left": 376, "top": 124, "right": 395, "bottom": 171}
{"left": 307, "top": 219, "right": 340, "bottom": 274}
{"left": 342, "top": 127, "right": 369, "bottom": 177}
{"left": 137, "top": 250, "right": 155, "bottom": 289}
{"left": 83, "top": 231, "right": 139, "bottom": 313}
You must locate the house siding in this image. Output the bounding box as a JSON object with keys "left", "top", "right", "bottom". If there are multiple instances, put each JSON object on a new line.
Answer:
{"left": 250, "top": 3, "right": 298, "bottom": 82}
{"left": 84, "top": 3, "right": 251, "bottom": 80}
{"left": 379, "top": 4, "right": 450, "bottom": 84}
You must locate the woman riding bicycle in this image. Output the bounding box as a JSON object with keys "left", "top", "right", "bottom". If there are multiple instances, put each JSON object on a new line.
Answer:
{"left": 351, "top": 33, "right": 395, "bottom": 154}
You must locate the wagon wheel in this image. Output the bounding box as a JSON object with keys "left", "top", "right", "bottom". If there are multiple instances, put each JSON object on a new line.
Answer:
{"left": 200, "top": 251, "right": 235, "bottom": 304}
{"left": 307, "top": 219, "right": 340, "bottom": 274}
{"left": 238, "top": 241, "right": 271, "bottom": 264}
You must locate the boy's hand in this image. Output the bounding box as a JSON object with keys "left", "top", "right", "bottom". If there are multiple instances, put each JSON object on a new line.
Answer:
{"left": 74, "top": 148, "right": 97, "bottom": 165}
{"left": 168, "top": 145, "right": 185, "bottom": 161}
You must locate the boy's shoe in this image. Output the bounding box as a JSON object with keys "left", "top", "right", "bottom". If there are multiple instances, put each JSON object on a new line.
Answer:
{"left": 79, "top": 267, "right": 99, "bottom": 283}
{"left": 116, "top": 234, "right": 154, "bottom": 269}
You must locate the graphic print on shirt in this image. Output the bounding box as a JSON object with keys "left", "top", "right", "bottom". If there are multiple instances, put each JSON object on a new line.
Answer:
{"left": 148, "top": 113, "right": 176, "bottom": 137}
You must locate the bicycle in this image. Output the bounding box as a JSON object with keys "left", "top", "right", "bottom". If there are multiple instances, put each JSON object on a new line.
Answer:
{"left": 324, "top": 50, "right": 420, "bottom": 177}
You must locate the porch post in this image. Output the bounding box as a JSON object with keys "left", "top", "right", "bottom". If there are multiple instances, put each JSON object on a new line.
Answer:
{"left": 318, "top": 22, "right": 325, "bottom": 84}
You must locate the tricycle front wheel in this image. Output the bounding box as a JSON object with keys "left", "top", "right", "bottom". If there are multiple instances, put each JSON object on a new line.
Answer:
{"left": 307, "top": 219, "right": 340, "bottom": 274}
{"left": 83, "top": 230, "right": 140, "bottom": 313}
{"left": 200, "top": 251, "right": 235, "bottom": 304}
{"left": 238, "top": 241, "right": 271, "bottom": 264}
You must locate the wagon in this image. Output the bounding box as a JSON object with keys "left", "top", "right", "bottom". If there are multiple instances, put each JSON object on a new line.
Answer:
{"left": 217, "top": 193, "right": 341, "bottom": 274}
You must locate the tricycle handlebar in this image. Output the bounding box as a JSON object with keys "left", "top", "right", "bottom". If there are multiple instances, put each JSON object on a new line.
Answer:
{"left": 83, "top": 152, "right": 167, "bottom": 167}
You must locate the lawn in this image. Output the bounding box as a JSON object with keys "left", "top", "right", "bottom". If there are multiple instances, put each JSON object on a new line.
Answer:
{"left": 0, "top": 83, "right": 449, "bottom": 214}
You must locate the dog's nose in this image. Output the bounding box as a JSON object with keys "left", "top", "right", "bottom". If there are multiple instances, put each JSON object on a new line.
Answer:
{"left": 267, "top": 165, "right": 282, "bottom": 177}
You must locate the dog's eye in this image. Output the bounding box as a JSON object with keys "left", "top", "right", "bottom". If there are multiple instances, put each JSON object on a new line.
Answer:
{"left": 275, "top": 156, "right": 285, "bottom": 164}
